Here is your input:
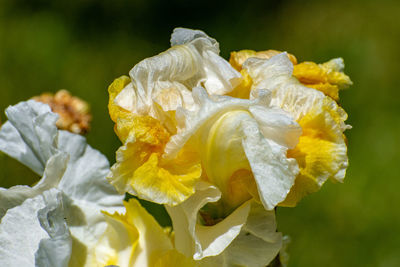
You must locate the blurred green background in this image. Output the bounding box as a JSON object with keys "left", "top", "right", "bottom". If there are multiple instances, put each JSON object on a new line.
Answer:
{"left": 1, "top": 0, "right": 399, "bottom": 266}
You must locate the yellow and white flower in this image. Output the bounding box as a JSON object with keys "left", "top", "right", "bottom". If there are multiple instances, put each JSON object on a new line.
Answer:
{"left": 107, "top": 27, "right": 351, "bottom": 263}
{"left": 230, "top": 51, "right": 352, "bottom": 206}
{"left": 107, "top": 28, "right": 305, "bottom": 263}
{"left": 108, "top": 28, "right": 301, "bottom": 211}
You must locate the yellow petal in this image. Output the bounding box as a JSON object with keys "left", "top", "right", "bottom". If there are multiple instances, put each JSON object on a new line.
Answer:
{"left": 201, "top": 110, "right": 254, "bottom": 209}
{"left": 227, "top": 69, "right": 253, "bottom": 99}
{"left": 89, "top": 199, "right": 173, "bottom": 267}
{"left": 154, "top": 250, "right": 199, "bottom": 267}
{"left": 279, "top": 98, "right": 348, "bottom": 207}
{"left": 131, "top": 153, "right": 201, "bottom": 205}
{"left": 108, "top": 75, "right": 132, "bottom": 124}
{"left": 229, "top": 49, "right": 297, "bottom": 71}
{"left": 108, "top": 116, "right": 201, "bottom": 206}
{"left": 293, "top": 58, "right": 353, "bottom": 101}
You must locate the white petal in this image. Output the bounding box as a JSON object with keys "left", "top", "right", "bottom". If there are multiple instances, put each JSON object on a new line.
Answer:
{"left": 0, "top": 152, "right": 68, "bottom": 219}
{"left": 201, "top": 202, "right": 282, "bottom": 267}
{"left": 166, "top": 181, "right": 251, "bottom": 260}
{"left": 114, "top": 82, "right": 136, "bottom": 112}
{"left": 243, "top": 53, "right": 293, "bottom": 96}
{"left": 164, "top": 87, "right": 298, "bottom": 211}
{"left": 244, "top": 53, "right": 350, "bottom": 184}
{"left": 35, "top": 189, "right": 72, "bottom": 267}
{"left": 164, "top": 87, "right": 269, "bottom": 160}
{"left": 114, "top": 28, "right": 241, "bottom": 131}
{"left": 170, "top": 28, "right": 219, "bottom": 50}
{"left": 171, "top": 28, "right": 241, "bottom": 95}
{"left": 0, "top": 100, "right": 58, "bottom": 175}
{"left": 0, "top": 189, "right": 67, "bottom": 266}
{"left": 244, "top": 53, "right": 335, "bottom": 121}
{"left": 201, "top": 49, "right": 242, "bottom": 95}
{"left": 55, "top": 131, "right": 125, "bottom": 264}
{"left": 0, "top": 101, "right": 125, "bottom": 265}
{"left": 241, "top": 118, "right": 299, "bottom": 210}
{"left": 249, "top": 105, "right": 302, "bottom": 149}
{"left": 57, "top": 130, "right": 123, "bottom": 209}
{"left": 0, "top": 102, "right": 124, "bottom": 221}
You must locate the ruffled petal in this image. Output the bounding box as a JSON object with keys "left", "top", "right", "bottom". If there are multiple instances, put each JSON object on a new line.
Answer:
{"left": 108, "top": 113, "right": 201, "bottom": 206}
{"left": 0, "top": 100, "right": 58, "bottom": 175}
{"left": 0, "top": 189, "right": 69, "bottom": 266}
{"left": 109, "top": 30, "right": 299, "bottom": 210}
{"left": 229, "top": 50, "right": 352, "bottom": 101}
{"left": 164, "top": 87, "right": 299, "bottom": 210}
{"left": 108, "top": 75, "right": 132, "bottom": 124}
{"left": 112, "top": 28, "right": 241, "bottom": 133}
{"left": 0, "top": 152, "right": 67, "bottom": 219}
{"left": 89, "top": 199, "right": 173, "bottom": 267}
{"left": 166, "top": 181, "right": 251, "bottom": 260}
{"left": 241, "top": 118, "right": 299, "bottom": 210}
{"left": 229, "top": 49, "right": 297, "bottom": 71}
{"left": 0, "top": 101, "right": 125, "bottom": 266}
{"left": 201, "top": 202, "right": 282, "bottom": 267}
{"left": 243, "top": 53, "right": 350, "bottom": 206}
{"left": 293, "top": 58, "right": 353, "bottom": 101}
{"left": 35, "top": 189, "right": 72, "bottom": 267}
{"left": 0, "top": 101, "right": 124, "bottom": 213}
{"left": 57, "top": 130, "right": 123, "bottom": 209}
{"left": 129, "top": 153, "right": 201, "bottom": 205}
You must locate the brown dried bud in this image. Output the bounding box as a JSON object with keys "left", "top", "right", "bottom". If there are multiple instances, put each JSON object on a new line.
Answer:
{"left": 32, "top": 90, "right": 92, "bottom": 135}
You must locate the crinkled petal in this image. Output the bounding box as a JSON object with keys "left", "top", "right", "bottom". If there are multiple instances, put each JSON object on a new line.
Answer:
{"left": 281, "top": 99, "right": 349, "bottom": 206}
{"left": 56, "top": 130, "right": 125, "bottom": 266}
{"left": 170, "top": 28, "right": 218, "bottom": 48}
{"left": 0, "top": 101, "right": 124, "bottom": 212}
{"left": 164, "top": 87, "right": 299, "bottom": 210}
{"left": 35, "top": 189, "right": 72, "bottom": 267}
{"left": 0, "top": 101, "right": 125, "bottom": 266}
{"left": 229, "top": 50, "right": 352, "bottom": 101}
{"left": 229, "top": 49, "right": 298, "bottom": 71}
{"left": 0, "top": 189, "right": 67, "bottom": 266}
{"left": 108, "top": 113, "right": 201, "bottom": 206}
{"left": 201, "top": 201, "right": 282, "bottom": 267}
{"left": 0, "top": 152, "right": 68, "bottom": 219}
{"left": 244, "top": 53, "right": 350, "bottom": 206}
{"left": 241, "top": 118, "right": 299, "bottom": 210}
{"left": 57, "top": 130, "right": 123, "bottom": 209}
{"left": 112, "top": 28, "right": 241, "bottom": 133}
{"left": 293, "top": 58, "right": 353, "bottom": 101}
{"left": 166, "top": 181, "right": 251, "bottom": 260}
{"left": 170, "top": 28, "right": 242, "bottom": 96}
{"left": 129, "top": 153, "right": 201, "bottom": 205}
{"left": 164, "top": 86, "right": 272, "bottom": 159}
{"left": 249, "top": 105, "right": 302, "bottom": 149}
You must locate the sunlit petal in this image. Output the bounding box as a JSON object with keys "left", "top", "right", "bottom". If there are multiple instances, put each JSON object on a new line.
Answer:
{"left": 243, "top": 53, "right": 350, "bottom": 206}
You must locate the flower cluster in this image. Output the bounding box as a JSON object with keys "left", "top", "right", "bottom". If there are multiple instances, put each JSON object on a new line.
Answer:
{"left": 32, "top": 89, "right": 92, "bottom": 135}
{"left": 0, "top": 28, "right": 351, "bottom": 267}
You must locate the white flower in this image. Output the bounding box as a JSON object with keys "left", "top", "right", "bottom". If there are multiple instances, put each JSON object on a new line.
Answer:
{"left": 0, "top": 100, "right": 124, "bottom": 266}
